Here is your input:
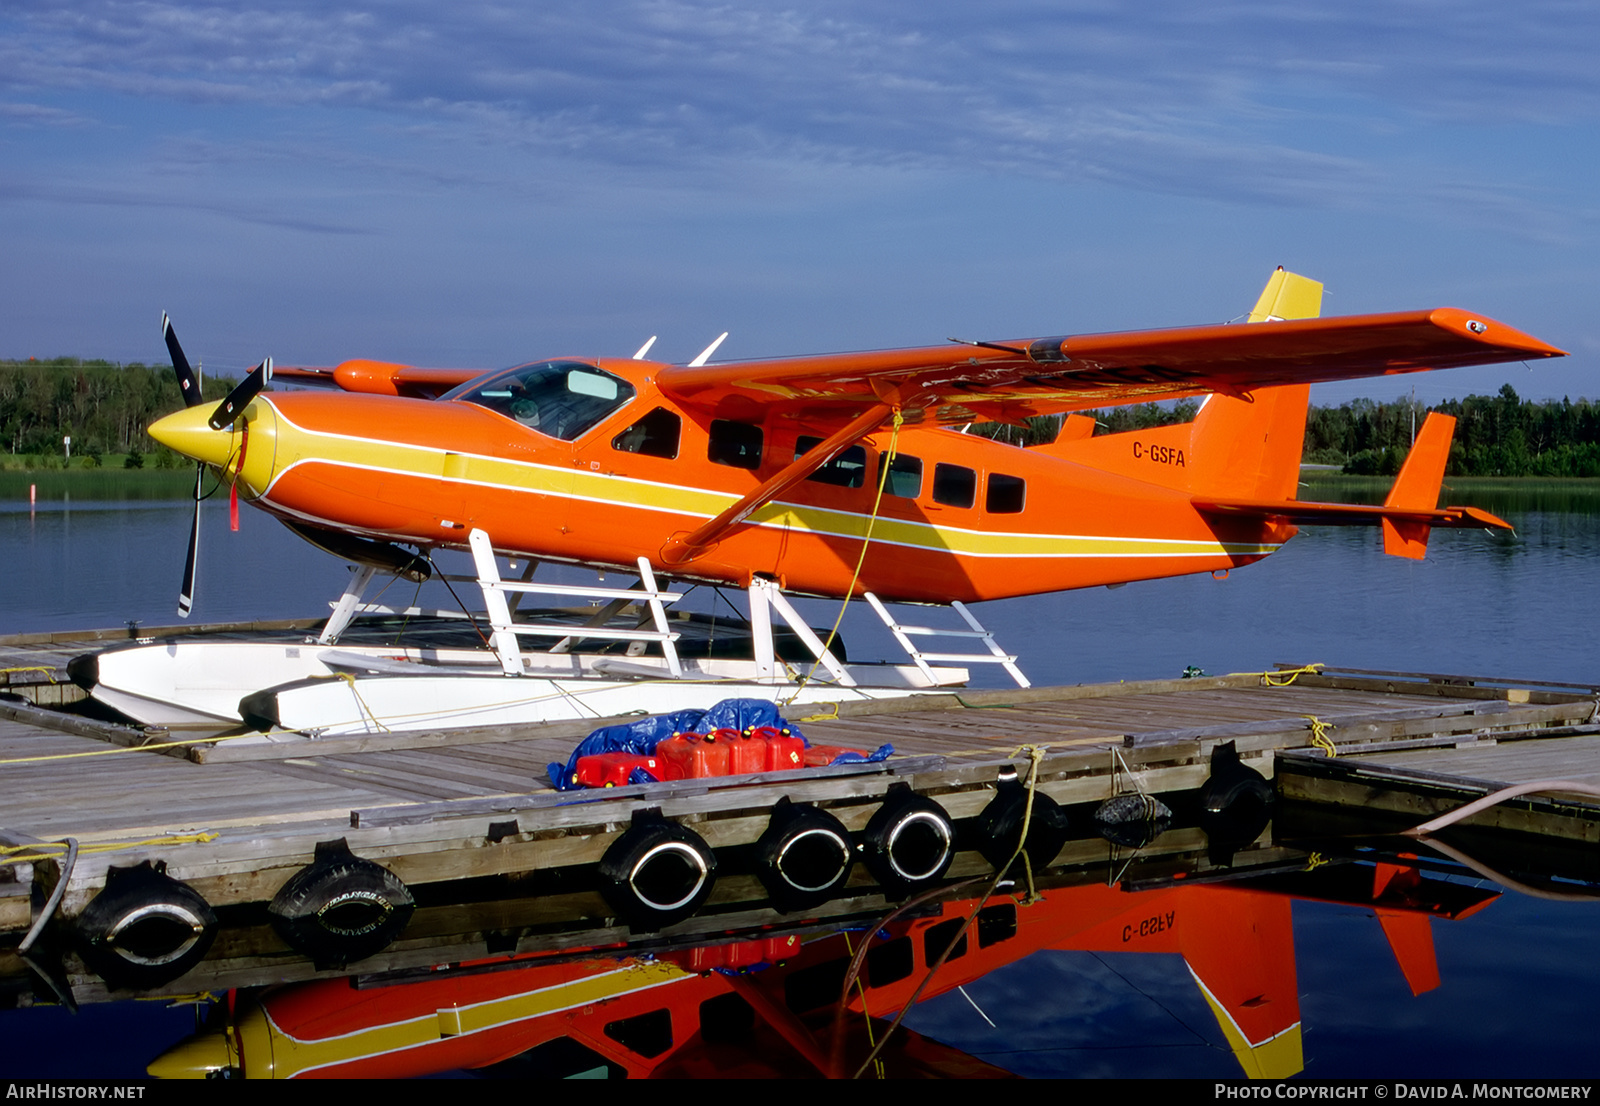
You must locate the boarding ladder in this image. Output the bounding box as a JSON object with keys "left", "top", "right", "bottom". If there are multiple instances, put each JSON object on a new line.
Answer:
{"left": 862, "top": 593, "right": 1030, "bottom": 689}
{"left": 467, "top": 530, "right": 684, "bottom": 676}
{"left": 317, "top": 530, "right": 685, "bottom": 677}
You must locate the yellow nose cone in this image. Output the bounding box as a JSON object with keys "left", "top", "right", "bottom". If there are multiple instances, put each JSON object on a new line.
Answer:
{"left": 146, "top": 1030, "right": 234, "bottom": 1079}
{"left": 149, "top": 405, "right": 237, "bottom": 468}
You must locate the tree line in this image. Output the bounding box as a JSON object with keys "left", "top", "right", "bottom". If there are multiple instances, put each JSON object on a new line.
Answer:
{"left": 0, "top": 358, "right": 235, "bottom": 466}
{"left": 3, "top": 358, "right": 1597, "bottom": 477}
{"left": 1304, "top": 386, "right": 1600, "bottom": 477}
{"left": 972, "top": 386, "right": 1600, "bottom": 477}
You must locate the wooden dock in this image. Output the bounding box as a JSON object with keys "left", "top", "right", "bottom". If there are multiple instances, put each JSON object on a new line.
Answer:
{"left": 3, "top": 625, "right": 1599, "bottom": 1003}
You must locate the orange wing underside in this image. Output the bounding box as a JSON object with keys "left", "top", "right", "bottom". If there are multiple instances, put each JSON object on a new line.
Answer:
{"left": 270, "top": 307, "right": 1562, "bottom": 423}
{"left": 656, "top": 308, "right": 1564, "bottom": 423}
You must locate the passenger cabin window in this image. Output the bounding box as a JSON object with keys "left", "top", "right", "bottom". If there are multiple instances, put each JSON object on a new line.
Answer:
{"left": 708, "top": 420, "right": 763, "bottom": 469}
{"left": 613, "top": 407, "right": 681, "bottom": 459}
{"left": 932, "top": 463, "right": 976, "bottom": 508}
{"left": 878, "top": 453, "right": 922, "bottom": 498}
{"left": 794, "top": 436, "right": 867, "bottom": 488}
{"left": 986, "top": 473, "right": 1026, "bottom": 514}
{"left": 443, "top": 360, "right": 635, "bottom": 442}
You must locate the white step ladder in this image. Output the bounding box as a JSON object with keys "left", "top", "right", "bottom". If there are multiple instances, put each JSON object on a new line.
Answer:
{"left": 468, "top": 530, "right": 684, "bottom": 676}
{"left": 862, "top": 593, "right": 1030, "bottom": 688}
{"left": 747, "top": 576, "right": 856, "bottom": 686}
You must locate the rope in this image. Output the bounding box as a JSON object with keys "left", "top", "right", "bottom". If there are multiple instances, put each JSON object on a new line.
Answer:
{"left": 784, "top": 410, "right": 903, "bottom": 706}
{"left": 18, "top": 837, "right": 75, "bottom": 952}
{"left": 1262, "top": 663, "right": 1324, "bottom": 687}
{"left": 1, "top": 666, "right": 58, "bottom": 683}
{"left": 839, "top": 931, "right": 885, "bottom": 1079}
{"left": 0, "top": 732, "right": 257, "bottom": 766}
{"left": 846, "top": 745, "right": 1046, "bottom": 1078}
{"left": 426, "top": 552, "right": 494, "bottom": 650}
{"left": 797, "top": 702, "right": 841, "bottom": 723}
{"left": 1403, "top": 779, "right": 1600, "bottom": 837}
{"left": 3, "top": 831, "right": 219, "bottom": 868}
{"left": 329, "top": 671, "right": 393, "bottom": 733}
{"left": 1302, "top": 715, "right": 1337, "bottom": 756}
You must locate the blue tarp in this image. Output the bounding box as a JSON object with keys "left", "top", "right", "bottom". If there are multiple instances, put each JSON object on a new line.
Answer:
{"left": 546, "top": 698, "right": 813, "bottom": 791}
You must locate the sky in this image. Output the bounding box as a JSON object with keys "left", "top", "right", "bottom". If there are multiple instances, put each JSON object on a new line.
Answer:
{"left": 3, "top": 1, "right": 1597, "bottom": 405}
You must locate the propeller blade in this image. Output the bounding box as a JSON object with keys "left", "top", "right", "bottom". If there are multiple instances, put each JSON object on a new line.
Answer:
{"left": 179, "top": 466, "right": 202, "bottom": 618}
{"left": 208, "top": 357, "right": 272, "bottom": 430}
{"left": 162, "top": 313, "right": 205, "bottom": 410}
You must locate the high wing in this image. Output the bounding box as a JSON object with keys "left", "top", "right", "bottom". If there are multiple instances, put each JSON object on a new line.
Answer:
{"left": 655, "top": 308, "right": 1564, "bottom": 425}
{"left": 271, "top": 360, "right": 485, "bottom": 399}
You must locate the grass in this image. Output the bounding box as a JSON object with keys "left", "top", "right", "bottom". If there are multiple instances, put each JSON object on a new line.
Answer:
{"left": 1301, "top": 473, "right": 1600, "bottom": 514}
{"left": 0, "top": 466, "right": 196, "bottom": 501}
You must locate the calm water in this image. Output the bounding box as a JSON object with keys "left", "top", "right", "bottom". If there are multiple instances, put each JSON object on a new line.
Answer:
{"left": 2, "top": 489, "right": 1598, "bottom": 1079}
{"left": 5, "top": 491, "right": 1597, "bottom": 689}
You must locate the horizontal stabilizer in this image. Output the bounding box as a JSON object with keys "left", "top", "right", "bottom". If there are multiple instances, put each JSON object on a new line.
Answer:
{"left": 1196, "top": 409, "right": 1507, "bottom": 559}
{"left": 1194, "top": 498, "right": 1511, "bottom": 533}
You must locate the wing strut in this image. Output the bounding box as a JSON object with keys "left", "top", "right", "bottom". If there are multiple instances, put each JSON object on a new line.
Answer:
{"left": 662, "top": 402, "right": 894, "bottom": 565}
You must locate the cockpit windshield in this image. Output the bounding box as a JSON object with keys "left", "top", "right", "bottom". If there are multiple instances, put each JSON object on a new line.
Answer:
{"left": 442, "top": 361, "right": 635, "bottom": 441}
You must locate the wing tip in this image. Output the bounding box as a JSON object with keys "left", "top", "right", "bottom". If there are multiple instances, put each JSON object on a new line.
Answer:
{"left": 1430, "top": 308, "right": 1566, "bottom": 358}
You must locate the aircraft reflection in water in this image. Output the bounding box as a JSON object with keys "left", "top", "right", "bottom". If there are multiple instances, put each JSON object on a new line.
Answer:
{"left": 149, "top": 856, "right": 1497, "bottom": 1080}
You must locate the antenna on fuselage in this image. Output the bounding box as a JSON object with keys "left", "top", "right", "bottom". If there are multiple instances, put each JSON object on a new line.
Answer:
{"left": 632, "top": 336, "right": 658, "bottom": 360}
{"left": 688, "top": 332, "right": 729, "bottom": 367}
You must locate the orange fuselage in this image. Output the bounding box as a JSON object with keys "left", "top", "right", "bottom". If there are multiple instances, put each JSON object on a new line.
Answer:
{"left": 187, "top": 357, "right": 1294, "bottom": 604}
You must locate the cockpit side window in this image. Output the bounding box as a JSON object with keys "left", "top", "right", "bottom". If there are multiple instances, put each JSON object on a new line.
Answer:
{"left": 613, "top": 407, "right": 682, "bottom": 459}
{"left": 443, "top": 361, "right": 635, "bottom": 441}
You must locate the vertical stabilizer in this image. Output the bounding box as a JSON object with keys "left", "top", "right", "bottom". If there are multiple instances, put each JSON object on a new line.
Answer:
{"left": 1380, "top": 411, "right": 1457, "bottom": 559}
{"left": 1186, "top": 384, "right": 1311, "bottom": 502}
{"left": 1185, "top": 268, "right": 1321, "bottom": 501}
{"left": 1247, "top": 266, "right": 1324, "bottom": 322}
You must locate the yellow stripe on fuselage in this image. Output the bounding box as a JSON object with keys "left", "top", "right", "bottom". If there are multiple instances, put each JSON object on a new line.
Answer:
{"left": 251, "top": 961, "right": 686, "bottom": 1078}
{"left": 260, "top": 403, "right": 1279, "bottom": 562}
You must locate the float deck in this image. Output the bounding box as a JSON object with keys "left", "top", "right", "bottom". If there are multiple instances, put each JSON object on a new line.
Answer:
{"left": 2, "top": 628, "right": 1598, "bottom": 1000}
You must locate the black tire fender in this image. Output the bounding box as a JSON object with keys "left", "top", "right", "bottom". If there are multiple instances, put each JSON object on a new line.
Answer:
{"left": 597, "top": 809, "right": 718, "bottom": 931}
{"left": 1199, "top": 740, "right": 1275, "bottom": 816}
{"left": 971, "top": 778, "right": 1070, "bottom": 874}
{"left": 74, "top": 861, "right": 217, "bottom": 989}
{"left": 754, "top": 797, "right": 855, "bottom": 913}
{"left": 269, "top": 839, "right": 414, "bottom": 968}
{"left": 860, "top": 784, "right": 955, "bottom": 895}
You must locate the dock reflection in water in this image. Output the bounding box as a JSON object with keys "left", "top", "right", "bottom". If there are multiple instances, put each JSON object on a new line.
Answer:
{"left": 19, "top": 825, "right": 1588, "bottom": 1081}
{"left": 143, "top": 848, "right": 1506, "bottom": 1079}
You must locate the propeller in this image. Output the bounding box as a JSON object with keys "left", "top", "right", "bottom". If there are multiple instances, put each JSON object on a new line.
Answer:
{"left": 160, "top": 313, "right": 272, "bottom": 618}
{"left": 162, "top": 313, "right": 206, "bottom": 618}
{"left": 162, "top": 312, "right": 204, "bottom": 411}
{"left": 209, "top": 357, "right": 272, "bottom": 430}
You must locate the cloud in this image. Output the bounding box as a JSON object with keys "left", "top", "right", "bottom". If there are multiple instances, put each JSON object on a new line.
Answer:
{"left": 2, "top": 1, "right": 1595, "bottom": 232}
{"left": 0, "top": 101, "right": 90, "bottom": 127}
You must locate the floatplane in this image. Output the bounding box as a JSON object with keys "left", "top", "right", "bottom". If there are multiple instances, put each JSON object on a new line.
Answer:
{"left": 70, "top": 270, "right": 1563, "bottom": 735}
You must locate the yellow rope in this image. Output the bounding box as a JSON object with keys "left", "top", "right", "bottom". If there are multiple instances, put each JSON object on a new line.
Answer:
{"left": 0, "top": 731, "right": 257, "bottom": 765}
{"left": 1303, "top": 851, "right": 1328, "bottom": 871}
{"left": 797, "top": 702, "right": 841, "bottom": 723}
{"left": 1302, "top": 714, "right": 1337, "bottom": 756}
{"left": 334, "top": 671, "right": 392, "bottom": 733}
{"left": 851, "top": 743, "right": 1046, "bottom": 1078}
{"left": 785, "top": 410, "right": 903, "bottom": 705}
{"left": 1262, "top": 663, "right": 1324, "bottom": 686}
{"left": 1, "top": 666, "right": 58, "bottom": 683}
{"left": 2, "top": 831, "right": 219, "bottom": 867}
{"left": 840, "top": 931, "right": 885, "bottom": 1079}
